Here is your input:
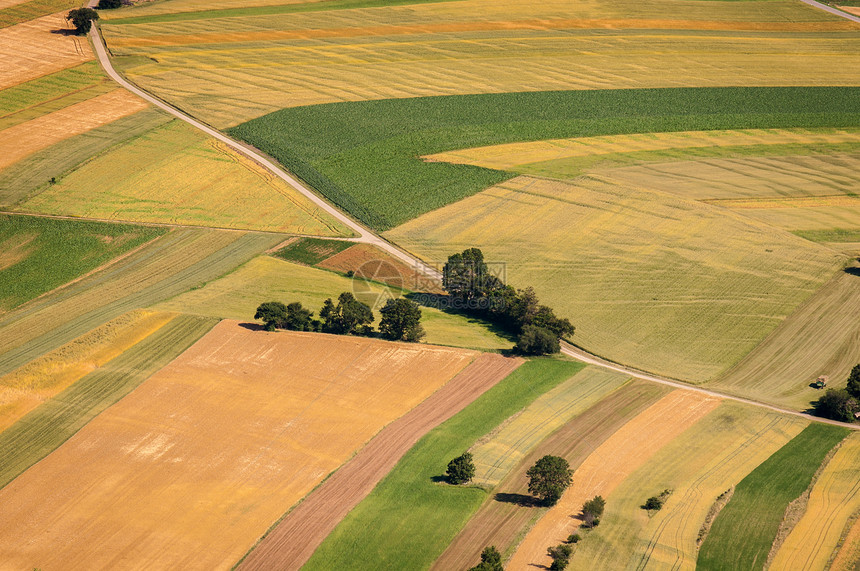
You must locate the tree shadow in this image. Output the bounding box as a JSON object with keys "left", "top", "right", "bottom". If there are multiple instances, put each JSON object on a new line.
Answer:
{"left": 50, "top": 29, "right": 77, "bottom": 36}
{"left": 494, "top": 492, "right": 541, "bottom": 507}
{"left": 404, "top": 292, "right": 517, "bottom": 343}
{"left": 238, "top": 322, "right": 266, "bottom": 331}
{"left": 430, "top": 475, "right": 449, "bottom": 484}
{"left": 845, "top": 266, "right": 860, "bottom": 277}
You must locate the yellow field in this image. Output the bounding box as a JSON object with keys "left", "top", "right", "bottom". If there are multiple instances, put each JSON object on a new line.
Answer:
{"left": 387, "top": 174, "right": 843, "bottom": 382}
{"left": 0, "top": 0, "right": 28, "bottom": 8}
{"left": 771, "top": 434, "right": 860, "bottom": 570}
{"left": 155, "top": 255, "right": 512, "bottom": 350}
{"left": 100, "top": 0, "right": 323, "bottom": 19}
{"left": 469, "top": 367, "right": 629, "bottom": 487}
{"left": 427, "top": 128, "right": 860, "bottom": 172}
{"left": 20, "top": 119, "right": 351, "bottom": 236}
{"left": 832, "top": 516, "right": 860, "bottom": 571}
{"left": 0, "top": 310, "right": 175, "bottom": 432}
{"left": 0, "top": 320, "right": 477, "bottom": 569}
{"left": 0, "top": 89, "right": 149, "bottom": 169}
{"left": 570, "top": 402, "right": 807, "bottom": 570}
{"left": 507, "top": 389, "right": 722, "bottom": 569}
{"left": 101, "top": 0, "right": 860, "bottom": 127}
{"left": 0, "top": 13, "right": 93, "bottom": 89}
{"left": 712, "top": 265, "right": 860, "bottom": 409}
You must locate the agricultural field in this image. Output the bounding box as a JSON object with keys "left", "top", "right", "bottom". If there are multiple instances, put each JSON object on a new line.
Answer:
{"left": 0, "top": 214, "right": 163, "bottom": 312}
{"left": 508, "top": 389, "right": 722, "bottom": 569}
{"left": 271, "top": 236, "right": 353, "bottom": 265}
{"left": 0, "top": 321, "right": 478, "bottom": 569}
{"left": 18, "top": 119, "right": 351, "bottom": 236}
{"left": 697, "top": 423, "right": 850, "bottom": 570}
{"left": 155, "top": 255, "right": 511, "bottom": 350}
{"left": 303, "top": 359, "right": 584, "bottom": 571}
{"left": 99, "top": 0, "right": 860, "bottom": 128}
{"left": 0, "top": 0, "right": 81, "bottom": 29}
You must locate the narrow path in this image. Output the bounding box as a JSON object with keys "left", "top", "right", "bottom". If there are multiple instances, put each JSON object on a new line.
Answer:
{"left": 798, "top": 0, "right": 860, "bottom": 22}
{"left": 86, "top": 13, "right": 857, "bottom": 432}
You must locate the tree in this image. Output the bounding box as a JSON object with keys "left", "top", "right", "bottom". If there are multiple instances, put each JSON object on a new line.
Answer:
{"left": 255, "top": 301, "right": 287, "bottom": 331}
{"left": 443, "top": 248, "right": 503, "bottom": 300}
{"left": 467, "top": 546, "right": 503, "bottom": 571}
{"left": 320, "top": 292, "right": 374, "bottom": 335}
{"left": 66, "top": 8, "right": 99, "bottom": 35}
{"left": 285, "top": 302, "right": 314, "bottom": 331}
{"left": 379, "top": 298, "right": 425, "bottom": 342}
{"left": 644, "top": 496, "right": 664, "bottom": 511}
{"left": 531, "top": 305, "right": 575, "bottom": 339}
{"left": 582, "top": 495, "right": 605, "bottom": 528}
{"left": 814, "top": 389, "right": 859, "bottom": 422}
{"left": 526, "top": 455, "right": 572, "bottom": 506}
{"left": 446, "top": 452, "right": 475, "bottom": 485}
{"left": 97, "top": 0, "right": 122, "bottom": 8}
{"left": 516, "top": 325, "right": 560, "bottom": 355}
{"left": 847, "top": 364, "right": 860, "bottom": 399}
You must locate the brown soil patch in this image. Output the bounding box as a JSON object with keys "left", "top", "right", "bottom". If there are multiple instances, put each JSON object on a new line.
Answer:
{"left": 832, "top": 514, "right": 860, "bottom": 570}
{"left": 239, "top": 352, "right": 523, "bottom": 571}
{"left": 0, "top": 321, "right": 477, "bottom": 569}
{"left": 0, "top": 232, "right": 36, "bottom": 270}
{"left": 837, "top": 6, "right": 860, "bottom": 17}
{"left": 110, "top": 17, "right": 859, "bottom": 48}
{"left": 0, "top": 88, "right": 148, "bottom": 169}
{"left": 0, "top": 0, "right": 29, "bottom": 9}
{"left": 433, "top": 380, "right": 668, "bottom": 570}
{"left": 0, "top": 12, "right": 93, "bottom": 90}
{"left": 317, "top": 243, "right": 441, "bottom": 292}
{"left": 507, "top": 389, "right": 721, "bottom": 569}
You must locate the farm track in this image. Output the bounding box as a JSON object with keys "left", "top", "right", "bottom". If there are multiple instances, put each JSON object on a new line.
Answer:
{"left": 237, "top": 353, "right": 522, "bottom": 571}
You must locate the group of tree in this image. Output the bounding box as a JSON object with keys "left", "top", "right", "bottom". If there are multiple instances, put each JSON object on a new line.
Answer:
{"left": 442, "top": 248, "right": 574, "bottom": 355}
{"left": 254, "top": 294, "right": 424, "bottom": 342}
{"left": 813, "top": 364, "right": 860, "bottom": 422}
{"left": 468, "top": 546, "right": 503, "bottom": 571}
{"left": 547, "top": 543, "right": 573, "bottom": 570}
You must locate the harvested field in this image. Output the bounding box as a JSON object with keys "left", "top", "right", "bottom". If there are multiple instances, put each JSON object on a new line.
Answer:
{"left": 0, "top": 309, "right": 174, "bottom": 432}
{"left": 304, "top": 359, "right": 583, "bottom": 571}
{"left": 0, "top": 229, "right": 281, "bottom": 377}
{"left": 832, "top": 516, "right": 860, "bottom": 571}
{"left": 238, "top": 352, "right": 522, "bottom": 571}
{"left": 507, "top": 389, "right": 721, "bottom": 569}
{"left": 0, "top": 321, "right": 477, "bottom": 569}
{"left": 388, "top": 175, "right": 843, "bottom": 383}
{"left": 0, "top": 89, "right": 149, "bottom": 169}
{"left": 0, "top": 314, "right": 214, "bottom": 490}
{"left": 155, "top": 255, "right": 512, "bottom": 350}
{"left": 0, "top": 13, "right": 93, "bottom": 90}
{"left": 100, "top": 0, "right": 325, "bottom": 20}
{"left": 100, "top": 0, "right": 860, "bottom": 128}
{"left": 712, "top": 262, "right": 860, "bottom": 409}
{"left": 317, "top": 243, "right": 438, "bottom": 292}
{"left": 0, "top": 0, "right": 81, "bottom": 28}
{"left": 433, "top": 380, "right": 668, "bottom": 570}
{"left": 20, "top": 119, "right": 351, "bottom": 236}
{"left": 0, "top": 108, "right": 171, "bottom": 208}
{"left": 0, "top": 214, "right": 163, "bottom": 313}
{"left": 698, "top": 423, "right": 850, "bottom": 571}
{"left": 571, "top": 402, "right": 807, "bottom": 570}
{"left": 469, "top": 367, "right": 630, "bottom": 487}
{"left": 771, "top": 434, "right": 860, "bottom": 570}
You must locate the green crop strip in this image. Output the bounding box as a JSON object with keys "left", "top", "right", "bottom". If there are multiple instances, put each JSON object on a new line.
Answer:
{"left": 271, "top": 237, "right": 353, "bottom": 266}
{"left": 229, "top": 87, "right": 860, "bottom": 231}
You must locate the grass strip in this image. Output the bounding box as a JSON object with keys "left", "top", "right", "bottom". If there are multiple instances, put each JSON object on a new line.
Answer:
{"left": 697, "top": 422, "right": 851, "bottom": 571}
{"left": 229, "top": 87, "right": 860, "bottom": 230}
{"left": 302, "top": 358, "right": 584, "bottom": 570}
{"left": 794, "top": 228, "right": 860, "bottom": 243}
{"left": 0, "top": 314, "right": 217, "bottom": 489}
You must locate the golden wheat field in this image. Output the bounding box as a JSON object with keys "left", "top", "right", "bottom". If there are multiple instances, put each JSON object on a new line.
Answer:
{"left": 387, "top": 174, "right": 843, "bottom": 382}
{"left": 508, "top": 389, "right": 722, "bottom": 569}
{"left": 20, "top": 119, "right": 351, "bottom": 236}
{"left": 0, "top": 89, "right": 149, "bottom": 169}
{"left": 0, "top": 321, "right": 477, "bottom": 569}
{"left": 100, "top": 0, "right": 860, "bottom": 126}
{"left": 0, "top": 310, "right": 175, "bottom": 432}
{"left": 0, "top": 12, "right": 93, "bottom": 90}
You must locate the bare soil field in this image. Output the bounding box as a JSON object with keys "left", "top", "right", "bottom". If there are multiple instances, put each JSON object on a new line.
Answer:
{"left": 0, "top": 12, "right": 93, "bottom": 89}
{"left": 0, "top": 89, "right": 148, "bottom": 169}
{"left": 317, "top": 242, "right": 440, "bottom": 292}
{"left": 507, "top": 389, "right": 721, "bottom": 569}
{"left": 238, "top": 352, "right": 522, "bottom": 571}
{"left": 0, "top": 321, "right": 477, "bottom": 569}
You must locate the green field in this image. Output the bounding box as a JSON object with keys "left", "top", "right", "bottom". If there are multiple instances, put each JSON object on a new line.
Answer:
{"left": 155, "top": 255, "right": 512, "bottom": 350}
{"left": 271, "top": 237, "right": 353, "bottom": 265}
{"left": 0, "top": 214, "right": 163, "bottom": 312}
{"left": 230, "top": 87, "right": 860, "bottom": 230}
{"left": 0, "top": 313, "right": 216, "bottom": 490}
{"left": 697, "top": 422, "right": 850, "bottom": 571}
{"left": 302, "top": 358, "right": 584, "bottom": 571}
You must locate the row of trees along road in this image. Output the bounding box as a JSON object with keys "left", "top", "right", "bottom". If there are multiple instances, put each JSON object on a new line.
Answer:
{"left": 814, "top": 364, "right": 860, "bottom": 422}
{"left": 442, "top": 248, "right": 574, "bottom": 355}
{"left": 255, "top": 294, "right": 425, "bottom": 342}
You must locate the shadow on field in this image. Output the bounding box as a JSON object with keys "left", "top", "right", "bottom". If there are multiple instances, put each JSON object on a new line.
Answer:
{"left": 50, "top": 29, "right": 77, "bottom": 36}
{"left": 238, "top": 322, "right": 266, "bottom": 331}
{"left": 404, "top": 292, "right": 517, "bottom": 344}
{"left": 844, "top": 266, "right": 860, "bottom": 277}
{"left": 494, "top": 492, "right": 541, "bottom": 507}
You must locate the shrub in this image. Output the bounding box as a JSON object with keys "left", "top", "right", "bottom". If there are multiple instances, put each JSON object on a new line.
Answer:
{"left": 566, "top": 533, "right": 581, "bottom": 544}
{"left": 582, "top": 496, "right": 605, "bottom": 528}
{"left": 547, "top": 543, "right": 573, "bottom": 570}
{"left": 468, "top": 546, "right": 503, "bottom": 571}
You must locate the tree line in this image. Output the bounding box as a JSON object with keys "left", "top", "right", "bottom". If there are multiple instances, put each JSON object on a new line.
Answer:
{"left": 814, "top": 364, "right": 860, "bottom": 422}
{"left": 254, "top": 293, "right": 425, "bottom": 342}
